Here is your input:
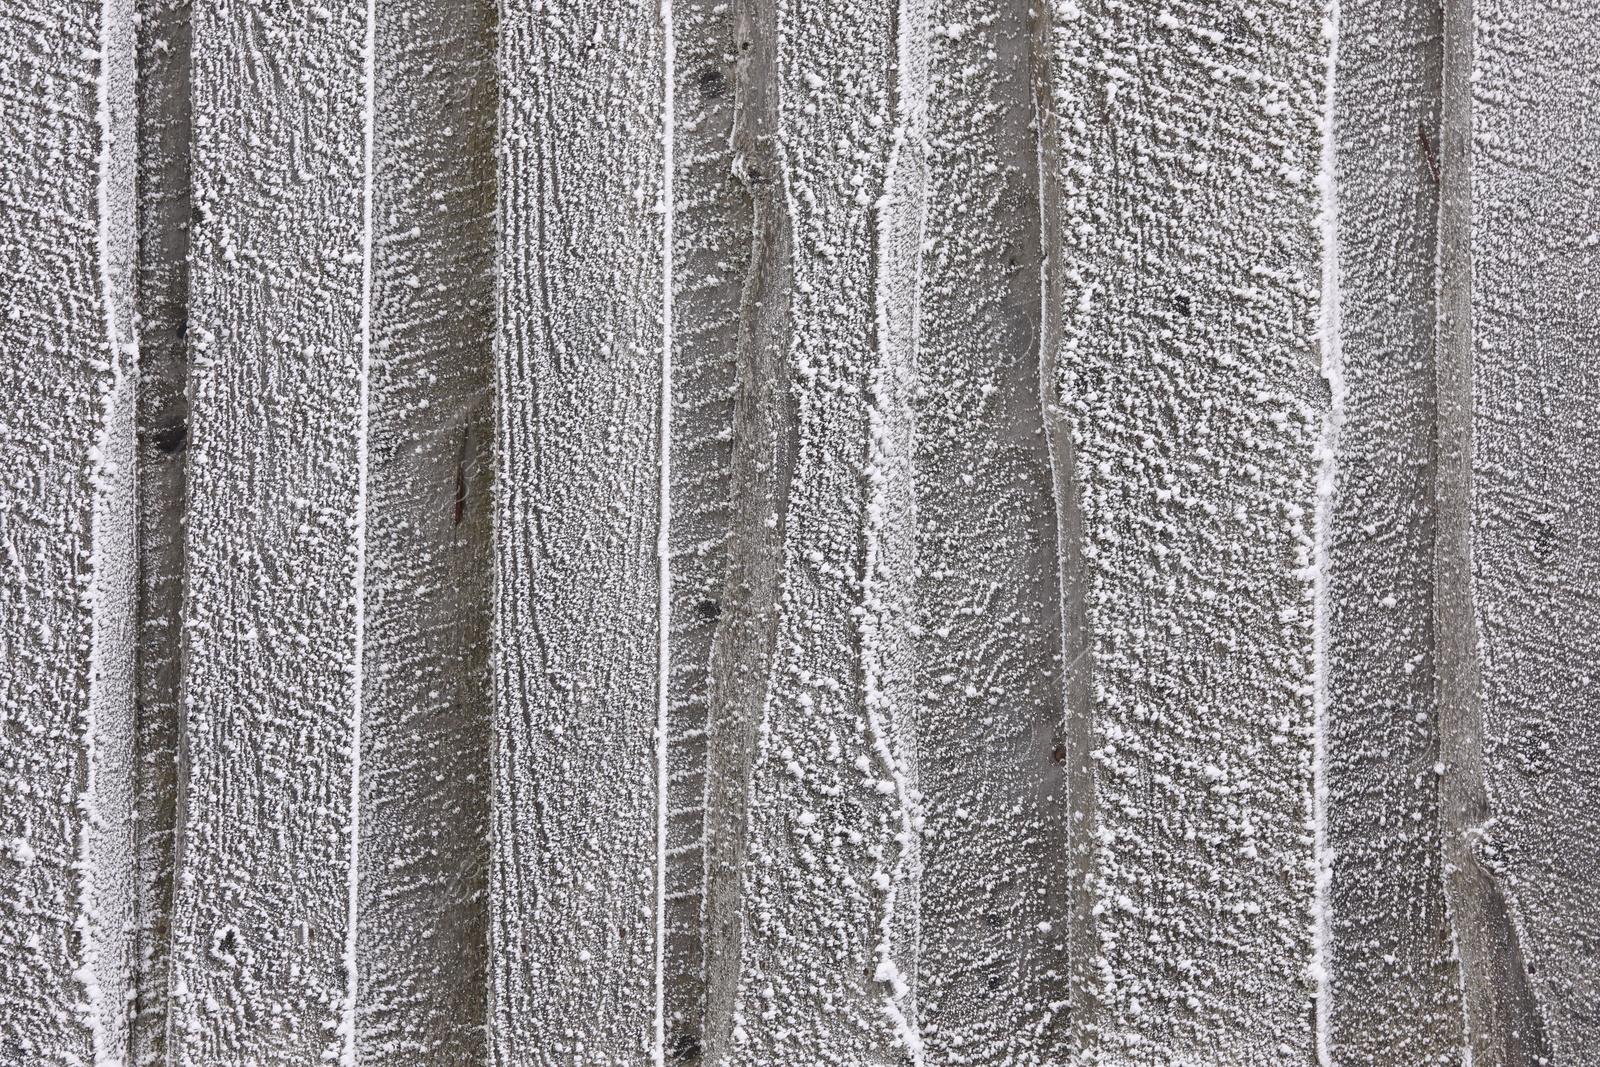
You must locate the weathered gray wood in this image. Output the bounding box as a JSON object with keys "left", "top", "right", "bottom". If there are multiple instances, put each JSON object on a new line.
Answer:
{"left": 1437, "top": 0, "right": 1600, "bottom": 1061}
{"left": 170, "top": 0, "right": 371, "bottom": 1058}
{"left": 697, "top": 0, "right": 795, "bottom": 1053}
{"left": 175, "top": 1, "right": 501, "bottom": 1062}
{"left": 0, "top": 0, "right": 139, "bottom": 1062}
{"left": 1049, "top": 0, "right": 1328, "bottom": 1059}
{"left": 1321, "top": 0, "right": 1466, "bottom": 1062}
{"left": 490, "top": 0, "right": 667, "bottom": 1058}
{"left": 130, "top": 0, "right": 190, "bottom": 1059}
{"left": 664, "top": 0, "right": 749, "bottom": 1057}
{"left": 911, "top": 0, "right": 1075, "bottom": 1060}
{"left": 14, "top": 0, "right": 1600, "bottom": 1061}
{"left": 355, "top": 0, "right": 497, "bottom": 1063}
{"left": 700, "top": 0, "right": 922, "bottom": 1054}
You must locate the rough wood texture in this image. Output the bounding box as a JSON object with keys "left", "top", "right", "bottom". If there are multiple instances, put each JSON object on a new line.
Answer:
{"left": 355, "top": 0, "right": 497, "bottom": 1063}
{"left": 490, "top": 0, "right": 667, "bottom": 1058}
{"left": 664, "top": 0, "right": 748, "bottom": 1056}
{"left": 8, "top": 0, "right": 1600, "bottom": 1063}
{"left": 912, "top": 0, "right": 1075, "bottom": 1060}
{"left": 0, "top": 0, "right": 138, "bottom": 1063}
{"left": 1321, "top": 0, "right": 1465, "bottom": 1062}
{"left": 130, "top": 0, "right": 190, "bottom": 1059}
{"left": 170, "top": 0, "right": 371, "bottom": 1058}
{"left": 698, "top": 0, "right": 924, "bottom": 1054}
{"left": 1049, "top": 1, "right": 1328, "bottom": 1059}
{"left": 1437, "top": 0, "right": 1600, "bottom": 1061}
{"left": 697, "top": 0, "right": 795, "bottom": 1053}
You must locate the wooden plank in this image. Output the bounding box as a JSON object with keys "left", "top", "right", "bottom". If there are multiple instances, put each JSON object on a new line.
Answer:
{"left": 1321, "top": 0, "right": 1465, "bottom": 1059}
{"left": 175, "top": 1, "right": 500, "bottom": 1061}
{"left": 1438, "top": 0, "right": 1600, "bottom": 1060}
{"left": 663, "top": 0, "right": 749, "bottom": 1056}
{"left": 1048, "top": 0, "right": 1328, "bottom": 1058}
{"left": 130, "top": 0, "right": 190, "bottom": 1058}
{"left": 354, "top": 0, "right": 497, "bottom": 1063}
{"left": 14, "top": 0, "right": 1600, "bottom": 1060}
{"left": 490, "top": 0, "right": 667, "bottom": 1057}
{"left": 0, "top": 0, "right": 139, "bottom": 1061}
{"left": 169, "top": 0, "right": 371, "bottom": 1058}
{"left": 911, "top": 0, "right": 1076, "bottom": 1059}
{"left": 698, "top": 0, "right": 921, "bottom": 1056}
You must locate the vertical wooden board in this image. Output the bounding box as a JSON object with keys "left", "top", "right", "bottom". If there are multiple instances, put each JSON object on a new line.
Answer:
{"left": 170, "top": 0, "right": 370, "bottom": 1060}
{"left": 0, "top": 0, "right": 138, "bottom": 1062}
{"left": 131, "top": 0, "right": 190, "bottom": 1058}
{"left": 699, "top": 0, "right": 920, "bottom": 1057}
{"left": 1050, "top": 0, "right": 1327, "bottom": 1060}
{"left": 1443, "top": 1, "right": 1600, "bottom": 1059}
{"left": 910, "top": 0, "right": 1075, "bottom": 1061}
{"left": 355, "top": 0, "right": 496, "bottom": 1063}
{"left": 1322, "top": 0, "right": 1465, "bottom": 1061}
{"left": 697, "top": 0, "right": 796, "bottom": 1053}
{"left": 664, "top": 0, "right": 749, "bottom": 1057}
{"left": 490, "top": 0, "right": 666, "bottom": 1059}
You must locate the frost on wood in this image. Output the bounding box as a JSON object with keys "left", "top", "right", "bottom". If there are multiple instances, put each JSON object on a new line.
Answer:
{"left": 171, "top": 0, "right": 500, "bottom": 1060}
{"left": 356, "top": 0, "right": 496, "bottom": 1062}
{"left": 491, "top": 0, "right": 667, "bottom": 1058}
{"left": 1321, "top": 0, "right": 1464, "bottom": 1061}
{"left": 12, "top": 0, "right": 1600, "bottom": 1061}
{"left": 1434, "top": 0, "right": 1600, "bottom": 1061}
{"left": 0, "top": 0, "right": 138, "bottom": 1062}
{"left": 170, "top": 0, "right": 371, "bottom": 1058}
{"left": 665, "top": 0, "right": 748, "bottom": 1053}
{"left": 1049, "top": 0, "right": 1327, "bottom": 1059}
{"left": 912, "top": 0, "right": 1074, "bottom": 1060}
{"left": 697, "top": 0, "right": 922, "bottom": 1053}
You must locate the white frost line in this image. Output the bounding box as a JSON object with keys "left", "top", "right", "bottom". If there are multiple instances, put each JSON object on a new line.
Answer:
{"left": 344, "top": 0, "right": 378, "bottom": 1060}
{"left": 653, "top": 0, "right": 675, "bottom": 1062}
{"left": 85, "top": 0, "right": 133, "bottom": 1060}
{"left": 1309, "top": 3, "right": 1341, "bottom": 1064}
{"left": 863, "top": 4, "right": 926, "bottom": 1055}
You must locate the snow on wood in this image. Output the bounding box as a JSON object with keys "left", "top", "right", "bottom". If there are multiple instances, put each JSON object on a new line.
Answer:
{"left": 170, "top": 0, "right": 373, "bottom": 1059}
{"left": 490, "top": 0, "right": 667, "bottom": 1058}
{"left": 1321, "top": 0, "right": 1465, "bottom": 1060}
{"left": 0, "top": 0, "right": 139, "bottom": 1063}
{"left": 1436, "top": 0, "right": 1600, "bottom": 1060}
{"left": 910, "top": 0, "right": 1075, "bottom": 1061}
{"left": 354, "top": 1, "right": 497, "bottom": 1063}
{"left": 1048, "top": 0, "right": 1329, "bottom": 1059}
